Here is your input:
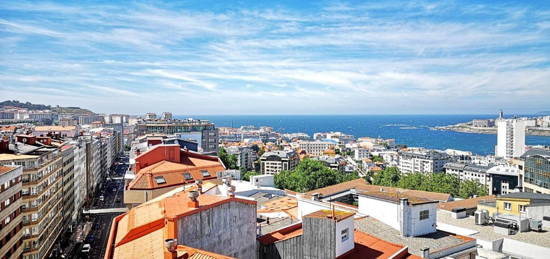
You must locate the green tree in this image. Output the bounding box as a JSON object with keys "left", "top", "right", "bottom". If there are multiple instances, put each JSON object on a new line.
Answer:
{"left": 372, "top": 155, "right": 384, "bottom": 163}
{"left": 218, "top": 147, "right": 238, "bottom": 169}
{"left": 274, "top": 159, "right": 352, "bottom": 192}
{"left": 458, "top": 180, "right": 488, "bottom": 198}
{"left": 242, "top": 171, "right": 260, "bottom": 181}
{"left": 372, "top": 167, "right": 401, "bottom": 186}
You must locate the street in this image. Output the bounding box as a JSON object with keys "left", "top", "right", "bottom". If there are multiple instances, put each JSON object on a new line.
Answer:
{"left": 51, "top": 154, "right": 129, "bottom": 259}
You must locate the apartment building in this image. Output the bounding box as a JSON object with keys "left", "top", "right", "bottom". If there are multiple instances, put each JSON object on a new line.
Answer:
{"left": 0, "top": 137, "right": 64, "bottom": 259}
{"left": 444, "top": 162, "right": 520, "bottom": 195}
{"left": 495, "top": 118, "right": 526, "bottom": 159}
{"left": 298, "top": 140, "right": 336, "bottom": 156}
{"left": 260, "top": 150, "right": 300, "bottom": 175}
{"left": 136, "top": 117, "right": 219, "bottom": 153}
{"left": 0, "top": 165, "right": 23, "bottom": 259}
{"left": 71, "top": 141, "right": 87, "bottom": 220}
{"left": 398, "top": 149, "right": 451, "bottom": 174}
{"left": 60, "top": 145, "right": 76, "bottom": 227}
{"left": 226, "top": 146, "right": 257, "bottom": 170}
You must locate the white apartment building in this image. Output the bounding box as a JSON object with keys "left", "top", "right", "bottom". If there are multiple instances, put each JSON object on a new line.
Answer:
{"left": 298, "top": 141, "right": 336, "bottom": 156}
{"left": 226, "top": 146, "right": 257, "bottom": 170}
{"left": 495, "top": 119, "right": 526, "bottom": 159}
{"left": 398, "top": 150, "right": 451, "bottom": 174}
{"left": 72, "top": 141, "right": 87, "bottom": 220}
{"left": 353, "top": 147, "right": 369, "bottom": 160}
{"left": 260, "top": 150, "right": 299, "bottom": 175}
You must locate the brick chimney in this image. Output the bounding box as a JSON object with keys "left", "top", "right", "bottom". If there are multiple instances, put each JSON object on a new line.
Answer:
{"left": 187, "top": 191, "right": 199, "bottom": 208}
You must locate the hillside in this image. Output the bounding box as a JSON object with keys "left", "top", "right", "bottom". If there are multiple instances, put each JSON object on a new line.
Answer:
{"left": 0, "top": 100, "right": 94, "bottom": 115}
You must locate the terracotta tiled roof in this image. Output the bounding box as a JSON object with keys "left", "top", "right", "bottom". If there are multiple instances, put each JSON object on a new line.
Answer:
{"left": 357, "top": 185, "right": 452, "bottom": 202}
{"left": 438, "top": 195, "right": 496, "bottom": 211}
{"left": 34, "top": 125, "right": 76, "bottom": 131}
{"left": 258, "top": 196, "right": 298, "bottom": 213}
{"left": 127, "top": 150, "right": 225, "bottom": 190}
{"left": 257, "top": 223, "right": 304, "bottom": 245}
{"left": 106, "top": 191, "right": 255, "bottom": 259}
{"left": 304, "top": 209, "right": 355, "bottom": 222}
{"left": 358, "top": 190, "right": 437, "bottom": 205}
{"left": 340, "top": 231, "right": 423, "bottom": 259}
{"left": 304, "top": 178, "right": 370, "bottom": 197}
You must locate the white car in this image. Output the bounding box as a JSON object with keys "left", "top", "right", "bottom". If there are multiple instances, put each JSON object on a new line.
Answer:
{"left": 81, "top": 244, "right": 91, "bottom": 253}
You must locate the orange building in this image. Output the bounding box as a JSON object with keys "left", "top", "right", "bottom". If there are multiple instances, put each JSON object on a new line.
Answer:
{"left": 124, "top": 144, "right": 226, "bottom": 207}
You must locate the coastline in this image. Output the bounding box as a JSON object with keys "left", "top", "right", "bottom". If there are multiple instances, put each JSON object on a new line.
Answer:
{"left": 432, "top": 124, "right": 550, "bottom": 136}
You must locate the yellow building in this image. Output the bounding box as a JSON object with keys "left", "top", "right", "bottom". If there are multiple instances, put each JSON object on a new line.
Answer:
{"left": 477, "top": 192, "right": 550, "bottom": 217}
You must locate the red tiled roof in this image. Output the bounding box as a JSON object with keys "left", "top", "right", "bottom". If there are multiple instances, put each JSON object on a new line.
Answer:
{"left": 105, "top": 191, "right": 255, "bottom": 259}
{"left": 304, "top": 178, "right": 370, "bottom": 197}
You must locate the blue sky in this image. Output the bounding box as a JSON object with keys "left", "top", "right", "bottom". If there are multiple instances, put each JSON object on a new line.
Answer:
{"left": 1, "top": 0, "right": 549, "bottom": 115}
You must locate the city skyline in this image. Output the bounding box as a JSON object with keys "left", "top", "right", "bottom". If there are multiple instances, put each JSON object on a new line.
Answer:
{"left": 1, "top": 0, "right": 550, "bottom": 114}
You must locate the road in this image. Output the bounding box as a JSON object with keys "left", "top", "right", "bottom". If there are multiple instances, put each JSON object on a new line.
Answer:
{"left": 53, "top": 154, "right": 129, "bottom": 259}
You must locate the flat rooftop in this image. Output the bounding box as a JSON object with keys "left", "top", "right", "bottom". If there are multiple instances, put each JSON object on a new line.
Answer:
{"left": 437, "top": 210, "right": 550, "bottom": 248}
{"left": 354, "top": 216, "right": 474, "bottom": 257}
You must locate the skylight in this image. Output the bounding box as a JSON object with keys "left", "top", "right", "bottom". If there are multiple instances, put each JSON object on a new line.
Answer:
{"left": 154, "top": 176, "right": 166, "bottom": 184}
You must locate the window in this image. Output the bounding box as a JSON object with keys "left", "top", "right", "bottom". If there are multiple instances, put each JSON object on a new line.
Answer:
{"left": 341, "top": 228, "right": 349, "bottom": 242}
{"left": 519, "top": 205, "right": 526, "bottom": 213}
{"left": 419, "top": 210, "right": 429, "bottom": 220}
{"left": 201, "top": 170, "right": 210, "bottom": 177}
{"left": 183, "top": 172, "right": 193, "bottom": 180}
{"left": 154, "top": 176, "right": 166, "bottom": 184}
{"left": 504, "top": 202, "right": 512, "bottom": 210}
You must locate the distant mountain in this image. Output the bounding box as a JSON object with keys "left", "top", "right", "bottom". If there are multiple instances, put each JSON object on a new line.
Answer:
{"left": 0, "top": 100, "right": 94, "bottom": 115}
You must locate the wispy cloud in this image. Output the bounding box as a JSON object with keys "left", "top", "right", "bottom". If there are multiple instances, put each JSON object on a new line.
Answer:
{"left": 1, "top": 0, "right": 549, "bottom": 114}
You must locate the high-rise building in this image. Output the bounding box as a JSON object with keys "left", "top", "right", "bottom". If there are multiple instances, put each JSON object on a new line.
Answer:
{"left": 136, "top": 118, "right": 219, "bottom": 153}
{"left": 495, "top": 118, "right": 526, "bottom": 159}
{"left": 0, "top": 165, "right": 24, "bottom": 259}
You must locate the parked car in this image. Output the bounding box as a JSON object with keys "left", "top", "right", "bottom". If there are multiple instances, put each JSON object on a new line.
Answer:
{"left": 81, "top": 244, "right": 91, "bottom": 253}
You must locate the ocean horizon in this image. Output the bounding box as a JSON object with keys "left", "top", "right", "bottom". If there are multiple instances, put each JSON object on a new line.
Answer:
{"left": 175, "top": 114, "right": 550, "bottom": 156}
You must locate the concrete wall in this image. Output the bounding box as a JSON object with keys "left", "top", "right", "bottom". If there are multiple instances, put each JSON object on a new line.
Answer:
{"left": 501, "top": 238, "right": 550, "bottom": 259}
{"left": 335, "top": 216, "right": 354, "bottom": 257}
{"left": 358, "top": 196, "right": 400, "bottom": 230}
{"left": 303, "top": 217, "right": 336, "bottom": 259}
{"left": 177, "top": 201, "right": 257, "bottom": 259}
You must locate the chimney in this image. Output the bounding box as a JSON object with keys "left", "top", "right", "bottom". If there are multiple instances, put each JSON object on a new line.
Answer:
{"left": 399, "top": 198, "right": 409, "bottom": 237}
{"left": 420, "top": 247, "right": 430, "bottom": 258}
{"left": 164, "top": 239, "right": 177, "bottom": 259}
{"left": 187, "top": 190, "right": 199, "bottom": 208}
{"left": 227, "top": 185, "right": 236, "bottom": 198}
{"left": 0, "top": 138, "right": 8, "bottom": 153}
{"left": 195, "top": 180, "right": 203, "bottom": 194}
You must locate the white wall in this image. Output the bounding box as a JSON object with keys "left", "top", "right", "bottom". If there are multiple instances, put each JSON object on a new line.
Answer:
{"left": 251, "top": 174, "right": 274, "bottom": 187}
{"left": 408, "top": 203, "right": 437, "bottom": 236}
{"left": 335, "top": 216, "right": 355, "bottom": 257}
{"left": 501, "top": 238, "right": 550, "bottom": 259}
{"left": 358, "top": 196, "right": 400, "bottom": 230}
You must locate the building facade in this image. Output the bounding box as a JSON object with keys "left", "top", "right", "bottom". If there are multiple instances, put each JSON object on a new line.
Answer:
{"left": 495, "top": 119, "right": 526, "bottom": 159}
{"left": 0, "top": 165, "right": 24, "bottom": 259}
{"left": 521, "top": 149, "right": 550, "bottom": 194}
{"left": 136, "top": 119, "right": 218, "bottom": 153}
{"left": 226, "top": 146, "right": 257, "bottom": 170}
{"left": 298, "top": 141, "right": 336, "bottom": 156}
{"left": 398, "top": 150, "right": 450, "bottom": 174}
{"left": 260, "top": 150, "right": 300, "bottom": 175}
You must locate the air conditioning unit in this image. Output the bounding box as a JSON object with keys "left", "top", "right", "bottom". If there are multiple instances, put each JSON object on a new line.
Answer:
{"left": 475, "top": 210, "right": 490, "bottom": 225}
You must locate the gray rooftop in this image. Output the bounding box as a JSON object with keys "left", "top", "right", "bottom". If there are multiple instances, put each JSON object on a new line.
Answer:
{"left": 354, "top": 216, "right": 472, "bottom": 257}
{"left": 444, "top": 162, "right": 492, "bottom": 173}
{"left": 498, "top": 192, "right": 550, "bottom": 201}
{"left": 521, "top": 148, "right": 550, "bottom": 159}
{"left": 437, "top": 210, "right": 550, "bottom": 248}
{"left": 261, "top": 150, "right": 296, "bottom": 158}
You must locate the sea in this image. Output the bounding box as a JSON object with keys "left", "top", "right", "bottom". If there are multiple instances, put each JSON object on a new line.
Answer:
{"left": 175, "top": 115, "right": 550, "bottom": 155}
